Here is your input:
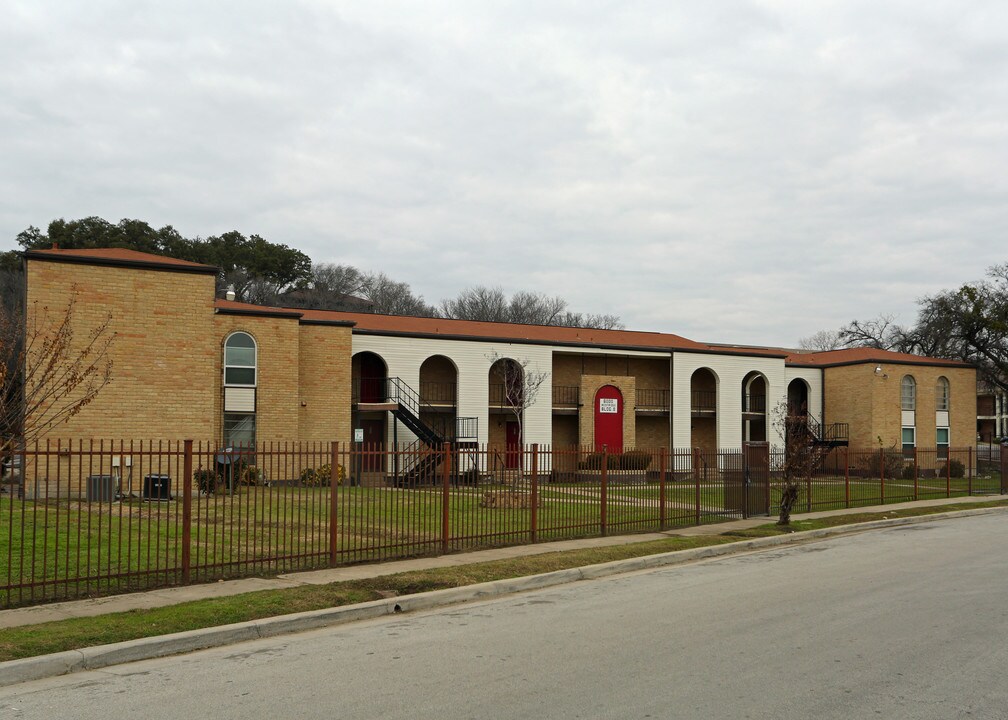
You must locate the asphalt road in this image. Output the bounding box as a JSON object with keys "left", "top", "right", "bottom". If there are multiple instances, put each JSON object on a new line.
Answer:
{"left": 3, "top": 514, "right": 1008, "bottom": 720}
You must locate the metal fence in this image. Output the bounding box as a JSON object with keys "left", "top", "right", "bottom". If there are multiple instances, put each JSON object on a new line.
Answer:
{"left": 0, "top": 440, "right": 1004, "bottom": 608}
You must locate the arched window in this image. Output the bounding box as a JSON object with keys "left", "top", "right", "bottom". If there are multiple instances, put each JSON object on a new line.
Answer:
{"left": 936, "top": 377, "right": 950, "bottom": 411}
{"left": 900, "top": 375, "right": 916, "bottom": 411}
{"left": 223, "top": 332, "right": 257, "bottom": 450}
{"left": 224, "top": 332, "right": 257, "bottom": 386}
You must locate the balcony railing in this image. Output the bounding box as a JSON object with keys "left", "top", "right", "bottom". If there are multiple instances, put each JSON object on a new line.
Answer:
{"left": 635, "top": 388, "right": 669, "bottom": 411}
{"left": 419, "top": 381, "right": 457, "bottom": 406}
{"left": 691, "top": 390, "right": 716, "bottom": 413}
{"left": 552, "top": 385, "right": 580, "bottom": 407}
{"left": 743, "top": 394, "right": 766, "bottom": 414}
{"left": 489, "top": 383, "right": 523, "bottom": 407}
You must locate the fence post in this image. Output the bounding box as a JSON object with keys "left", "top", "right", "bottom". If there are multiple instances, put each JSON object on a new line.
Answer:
{"left": 946, "top": 449, "right": 951, "bottom": 498}
{"left": 879, "top": 447, "right": 885, "bottom": 504}
{"left": 659, "top": 448, "right": 667, "bottom": 531}
{"left": 913, "top": 447, "right": 919, "bottom": 500}
{"left": 330, "top": 441, "right": 339, "bottom": 566}
{"left": 600, "top": 445, "right": 608, "bottom": 536}
{"left": 530, "top": 444, "right": 539, "bottom": 543}
{"left": 181, "top": 440, "right": 192, "bottom": 584}
{"left": 1001, "top": 443, "right": 1008, "bottom": 495}
{"left": 968, "top": 447, "right": 973, "bottom": 495}
{"left": 844, "top": 446, "right": 850, "bottom": 509}
{"left": 441, "top": 441, "right": 451, "bottom": 554}
{"left": 806, "top": 459, "right": 812, "bottom": 514}
{"left": 694, "top": 450, "right": 701, "bottom": 526}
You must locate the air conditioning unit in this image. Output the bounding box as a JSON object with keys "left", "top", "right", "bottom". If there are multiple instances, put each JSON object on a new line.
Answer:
{"left": 87, "top": 474, "right": 116, "bottom": 502}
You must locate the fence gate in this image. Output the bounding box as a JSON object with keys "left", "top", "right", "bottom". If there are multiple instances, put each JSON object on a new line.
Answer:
{"left": 743, "top": 442, "right": 770, "bottom": 518}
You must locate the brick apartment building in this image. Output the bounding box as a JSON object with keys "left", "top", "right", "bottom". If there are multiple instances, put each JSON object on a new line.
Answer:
{"left": 23, "top": 247, "right": 978, "bottom": 467}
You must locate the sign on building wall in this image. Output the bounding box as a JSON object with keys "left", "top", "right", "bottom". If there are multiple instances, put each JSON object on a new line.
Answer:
{"left": 599, "top": 398, "right": 619, "bottom": 414}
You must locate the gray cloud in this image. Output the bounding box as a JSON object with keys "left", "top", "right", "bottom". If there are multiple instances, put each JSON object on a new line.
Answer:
{"left": 3, "top": 1, "right": 1006, "bottom": 346}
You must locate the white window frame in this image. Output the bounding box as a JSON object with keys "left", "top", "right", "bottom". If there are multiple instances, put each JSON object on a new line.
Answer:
{"left": 936, "top": 377, "right": 950, "bottom": 412}
{"left": 900, "top": 375, "right": 916, "bottom": 412}
{"left": 224, "top": 331, "right": 258, "bottom": 388}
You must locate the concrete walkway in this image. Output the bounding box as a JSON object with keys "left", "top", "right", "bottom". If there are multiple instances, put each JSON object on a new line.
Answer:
{"left": 0, "top": 494, "right": 1000, "bottom": 630}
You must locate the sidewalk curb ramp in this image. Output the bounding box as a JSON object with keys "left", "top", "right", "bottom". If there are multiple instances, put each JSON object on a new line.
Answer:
{"left": 3, "top": 506, "right": 1005, "bottom": 688}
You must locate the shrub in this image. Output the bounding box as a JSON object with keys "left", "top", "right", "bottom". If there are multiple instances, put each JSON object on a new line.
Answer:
{"left": 942, "top": 459, "right": 966, "bottom": 478}
{"left": 193, "top": 468, "right": 222, "bottom": 495}
{"left": 901, "top": 463, "right": 916, "bottom": 480}
{"left": 857, "top": 449, "right": 905, "bottom": 479}
{"left": 578, "top": 452, "right": 619, "bottom": 471}
{"left": 619, "top": 450, "right": 653, "bottom": 471}
{"left": 239, "top": 465, "right": 264, "bottom": 486}
{"left": 300, "top": 463, "right": 346, "bottom": 487}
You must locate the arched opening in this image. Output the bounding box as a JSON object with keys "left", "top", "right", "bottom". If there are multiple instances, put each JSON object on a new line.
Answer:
{"left": 787, "top": 378, "right": 810, "bottom": 417}
{"left": 489, "top": 358, "right": 523, "bottom": 469}
{"left": 593, "top": 385, "right": 624, "bottom": 453}
{"left": 419, "top": 355, "right": 459, "bottom": 441}
{"left": 742, "top": 371, "right": 768, "bottom": 443}
{"left": 786, "top": 378, "right": 812, "bottom": 450}
{"left": 690, "top": 368, "right": 718, "bottom": 453}
{"left": 354, "top": 351, "right": 388, "bottom": 404}
{"left": 419, "top": 355, "right": 458, "bottom": 407}
{"left": 352, "top": 351, "right": 389, "bottom": 474}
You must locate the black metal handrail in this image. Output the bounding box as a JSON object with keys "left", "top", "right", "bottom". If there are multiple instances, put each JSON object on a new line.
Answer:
{"left": 489, "top": 383, "right": 523, "bottom": 407}
{"left": 743, "top": 394, "right": 766, "bottom": 413}
{"left": 636, "top": 388, "right": 669, "bottom": 410}
{"left": 691, "top": 390, "right": 716, "bottom": 412}
{"left": 357, "top": 376, "right": 477, "bottom": 442}
{"left": 419, "top": 381, "right": 457, "bottom": 405}
{"left": 552, "top": 385, "right": 579, "bottom": 406}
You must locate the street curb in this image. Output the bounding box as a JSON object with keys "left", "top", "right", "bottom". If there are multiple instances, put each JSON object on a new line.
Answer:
{"left": 2, "top": 505, "right": 1005, "bottom": 687}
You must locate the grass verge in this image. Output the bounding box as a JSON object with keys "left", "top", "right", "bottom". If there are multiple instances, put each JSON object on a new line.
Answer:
{"left": 2, "top": 498, "right": 1007, "bottom": 662}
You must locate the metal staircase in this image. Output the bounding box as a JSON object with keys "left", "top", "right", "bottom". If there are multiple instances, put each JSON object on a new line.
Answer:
{"left": 357, "top": 377, "right": 478, "bottom": 486}
{"left": 788, "top": 411, "right": 849, "bottom": 448}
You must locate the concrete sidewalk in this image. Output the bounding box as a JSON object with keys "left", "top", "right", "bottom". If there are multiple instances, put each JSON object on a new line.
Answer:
{"left": 0, "top": 494, "right": 1000, "bottom": 630}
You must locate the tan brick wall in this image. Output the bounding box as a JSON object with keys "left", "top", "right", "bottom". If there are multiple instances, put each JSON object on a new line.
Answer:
{"left": 212, "top": 314, "right": 300, "bottom": 442}
{"left": 578, "top": 375, "right": 636, "bottom": 448}
{"left": 551, "top": 415, "right": 579, "bottom": 448}
{"left": 691, "top": 417, "right": 717, "bottom": 453}
{"left": 298, "top": 324, "right": 352, "bottom": 445}
{"left": 627, "top": 358, "right": 670, "bottom": 391}
{"left": 551, "top": 354, "right": 582, "bottom": 388}
{"left": 26, "top": 259, "right": 218, "bottom": 442}
{"left": 824, "top": 363, "right": 976, "bottom": 449}
{"left": 635, "top": 415, "right": 669, "bottom": 449}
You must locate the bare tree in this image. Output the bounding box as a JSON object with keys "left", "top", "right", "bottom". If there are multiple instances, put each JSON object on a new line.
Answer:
{"left": 282, "top": 263, "right": 370, "bottom": 311}
{"left": 772, "top": 401, "right": 835, "bottom": 525}
{"left": 838, "top": 314, "right": 915, "bottom": 352}
{"left": 797, "top": 329, "right": 843, "bottom": 352}
{"left": 362, "top": 272, "right": 437, "bottom": 316}
{"left": 507, "top": 291, "right": 567, "bottom": 325}
{"left": 1, "top": 288, "right": 115, "bottom": 458}
{"left": 440, "top": 286, "right": 509, "bottom": 322}
{"left": 486, "top": 350, "right": 549, "bottom": 484}
{"left": 441, "top": 285, "right": 625, "bottom": 330}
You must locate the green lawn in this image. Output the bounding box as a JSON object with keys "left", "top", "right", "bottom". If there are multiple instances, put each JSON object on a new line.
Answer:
{"left": 1, "top": 471, "right": 1002, "bottom": 607}
{"left": 4, "top": 498, "right": 1008, "bottom": 662}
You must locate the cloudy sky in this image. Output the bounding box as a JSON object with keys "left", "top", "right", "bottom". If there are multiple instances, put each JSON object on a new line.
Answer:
{"left": 2, "top": 1, "right": 1006, "bottom": 346}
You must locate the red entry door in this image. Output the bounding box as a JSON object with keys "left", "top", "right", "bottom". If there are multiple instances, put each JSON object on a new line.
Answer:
{"left": 505, "top": 421, "right": 521, "bottom": 469}
{"left": 361, "top": 419, "right": 385, "bottom": 471}
{"left": 594, "top": 385, "right": 624, "bottom": 453}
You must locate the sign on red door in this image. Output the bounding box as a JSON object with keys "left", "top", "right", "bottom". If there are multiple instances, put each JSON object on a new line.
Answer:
{"left": 594, "top": 385, "right": 623, "bottom": 453}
